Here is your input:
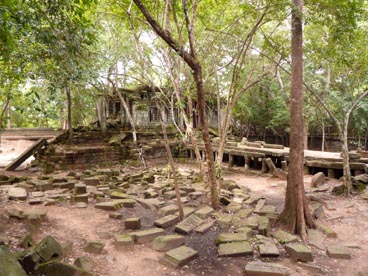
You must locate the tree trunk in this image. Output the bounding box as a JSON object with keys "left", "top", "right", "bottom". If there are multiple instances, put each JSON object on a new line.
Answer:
{"left": 133, "top": 0, "right": 219, "bottom": 208}
{"left": 303, "top": 117, "right": 308, "bottom": 150}
{"left": 321, "top": 120, "right": 325, "bottom": 152}
{"left": 66, "top": 85, "right": 73, "bottom": 143}
{"left": 277, "top": 0, "right": 314, "bottom": 240}
{"left": 342, "top": 118, "right": 352, "bottom": 194}
{"left": 6, "top": 102, "right": 11, "bottom": 129}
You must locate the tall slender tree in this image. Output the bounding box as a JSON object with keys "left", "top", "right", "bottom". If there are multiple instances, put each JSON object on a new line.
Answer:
{"left": 277, "top": 0, "right": 314, "bottom": 240}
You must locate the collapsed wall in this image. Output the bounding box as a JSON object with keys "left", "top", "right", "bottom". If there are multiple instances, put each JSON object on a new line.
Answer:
{"left": 34, "top": 122, "right": 180, "bottom": 172}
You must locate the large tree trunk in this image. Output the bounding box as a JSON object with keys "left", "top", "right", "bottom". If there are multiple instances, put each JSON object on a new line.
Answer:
{"left": 277, "top": 0, "right": 314, "bottom": 240}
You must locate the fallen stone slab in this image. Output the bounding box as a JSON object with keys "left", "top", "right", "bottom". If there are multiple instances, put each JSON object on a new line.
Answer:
{"left": 152, "top": 234, "right": 185, "bottom": 252}
{"left": 218, "top": 241, "right": 253, "bottom": 257}
{"left": 0, "top": 245, "right": 27, "bottom": 276}
{"left": 8, "top": 187, "right": 28, "bottom": 201}
{"left": 195, "top": 220, "right": 215, "bottom": 234}
{"left": 74, "top": 256, "right": 94, "bottom": 273}
{"left": 258, "top": 242, "right": 280, "bottom": 257}
{"left": 175, "top": 206, "right": 196, "bottom": 218}
{"left": 326, "top": 245, "right": 351, "bottom": 259}
{"left": 272, "top": 230, "right": 298, "bottom": 244}
{"left": 285, "top": 244, "right": 313, "bottom": 262}
{"left": 245, "top": 261, "right": 290, "bottom": 276}
{"left": 311, "top": 172, "right": 326, "bottom": 187}
{"left": 84, "top": 241, "right": 105, "bottom": 254}
{"left": 216, "top": 232, "right": 252, "bottom": 245}
{"left": 175, "top": 214, "right": 203, "bottom": 235}
{"left": 23, "top": 209, "right": 48, "bottom": 222}
{"left": 110, "top": 191, "right": 132, "bottom": 200}
{"left": 34, "top": 235, "right": 63, "bottom": 262}
{"left": 95, "top": 202, "right": 121, "bottom": 211}
{"left": 130, "top": 228, "right": 165, "bottom": 244}
{"left": 154, "top": 215, "right": 180, "bottom": 228}
{"left": 37, "top": 261, "right": 92, "bottom": 276}
{"left": 109, "top": 212, "right": 123, "bottom": 220}
{"left": 159, "top": 205, "right": 179, "bottom": 216}
{"left": 114, "top": 234, "right": 134, "bottom": 251}
{"left": 315, "top": 221, "right": 337, "bottom": 238}
{"left": 118, "top": 199, "right": 136, "bottom": 208}
{"left": 124, "top": 218, "right": 141, "bottom": 230}
{"left": 217, "top": 214, "right": 232, "bottom": 229}
{"left": 83, "top": 177, "right": 100, "bottom": 186}
{"left": 160, "top": 246, "right": 198, "bottom": 268}
{"left": 307, "top": 229, "right": 325, "bottom": 250}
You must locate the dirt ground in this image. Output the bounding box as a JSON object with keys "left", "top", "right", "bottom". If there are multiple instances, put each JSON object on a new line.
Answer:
{"left": 1, "top": 139, "right": 368, "bottom": 276}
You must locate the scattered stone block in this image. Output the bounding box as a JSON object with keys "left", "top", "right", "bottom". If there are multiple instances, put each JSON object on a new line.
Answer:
{"left": 124, "top": 218, "right": 141, "bottom": 230}
{"left": 84, "top": 241, "right": 105, "bottom": 254}
{"left": 218, "top": 241, "right": 253, "bottom": 257}
{"left": 34, "top": 236, "right": 63, "bottom": 262}
{"left": 119, "top": 199, "right": 136, "bottom": 208}
{"left": 258, "top": 242, "right": 280, "bottom": 257}
{"left": 38, "top": 261, "right": 92, "bottom": 276}
{"left": 84, "top": 177, "right": 100, "bottom": 186}
{"left": 175, "top": 206, "right": 196, "bottom": 218}
{"left": 245, "top": 261, "right": 289, "bottom": 276}
{"left": 130, "top": 228, "right": 165, "bottom": 244}
{"left": 8, "top": 187, "right": 28, "bottom": 200}
{"left": 315, "top": 221, "right": 337, "bottom": 238}
{"left": 29, "top": 198, "right": 43, "bottom": 205}
{"left": 160, "top": 246, "right": 198, "bottom": 268}
{"left": 35, "top": 182, "right": 54, "bottom": 192}
{"left": 307, "top": 229, "right": 324, "bottom": 250}
{"left": 195, "top": 220, "right": 215, "bottom": 234}
{"left": 217, "top": 214, "right": 232, "bottom": 229}
{"left": 285, "top": 244, "right": 313, "bottom": 262}
{"left": 175, "top": 214, "right": 203, "bottom": 235}
{"left": 154, "top": 215, "right": 180, "bottom": 228}
{"left": 311, "top": 172, "right": 326, "bottom": 187}
{"left": 74, "top": 256, "right": 94, "bottom": 272}
{"left": 254, "top": 198, "right": 266, "bottom": 213}
{"left": 225, "top": 202, "right": 242, "bottom": 213}
{"left": 272, "top": 230, "right": 298, "bottom": 244}
{"left": 109, "top": 212, "right": 123, "bottom": 220}
{"left": 74, "top": 184, "right": 87, "bottom": 194}
{"left": 216, "top": 232, "right": 251, "bottom": 245}
{"left": 95, "top": 201, "right": 121, "bottom": 211}
{"left": 159, "top": 205, "right": 179, "bottom": 216}
{"left": 72, "top": 193, "right": 89, "bottom": 204}
{"left": 110, "top": 191, "right": 131, "bottom": 200}
{"left": 0, "top": 245, "right": 27, "bottom": 276}
{"left": 327, "top": 245, "right": 351, "bottom": 259}
{"left": 114, "top": 234, "right": 134, "bottom": 251}
{"left": 152, "top": 234, "right": 185, "bottom": 252}
{"left": 23, "top": 209, "right": 48, "bottom": 222}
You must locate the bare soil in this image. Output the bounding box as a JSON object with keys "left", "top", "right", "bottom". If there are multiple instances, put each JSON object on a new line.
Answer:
{"left": 1, "top": 139, "right": 368, "bottom": 276}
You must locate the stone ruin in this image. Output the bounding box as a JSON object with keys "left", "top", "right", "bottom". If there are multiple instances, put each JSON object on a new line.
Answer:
{"left": 34, "top": 121, "right": 181, "bottom": 173}
{"left": 0, "top": 165, "right": 357, "bottom": 275}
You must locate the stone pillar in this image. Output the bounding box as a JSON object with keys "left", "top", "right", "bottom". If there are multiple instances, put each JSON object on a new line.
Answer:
{"left": 261, "top": 159, "right": 268, "bottom": 173}
{"left": 229, "top": 155, "right": 234, "bottom": 167}
{"left": 244, "top": 156, "right": 250, "bottom": 169}
{"left": 281, "top": 160, "right": 288, "bottom": 172}
{"left": 327, "top": 168, "right": 336, "bottom": 179}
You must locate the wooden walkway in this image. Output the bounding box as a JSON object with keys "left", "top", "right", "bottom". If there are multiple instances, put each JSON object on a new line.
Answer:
{"left": 189, "top": 141, "right": 368, "bottom": 179}
{"left": 1, "top": 128, "right": 61, "bottom": 140}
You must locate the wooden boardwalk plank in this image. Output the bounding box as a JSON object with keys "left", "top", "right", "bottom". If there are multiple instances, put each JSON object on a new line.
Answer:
{"left": 4, "top": 138, "right": 47, "bottom": 171}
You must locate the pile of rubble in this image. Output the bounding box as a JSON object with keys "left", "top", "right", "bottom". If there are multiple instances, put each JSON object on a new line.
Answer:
{"left": 34, "top": 124, "right": 179, "bottom": 172}
{"left": 0, "top": 167, "right": 356, "bottom": 276}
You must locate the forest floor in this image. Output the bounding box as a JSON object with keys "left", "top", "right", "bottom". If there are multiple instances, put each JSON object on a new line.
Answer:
{"left": 1, "top": 139, "right": 368, "bottom": 276}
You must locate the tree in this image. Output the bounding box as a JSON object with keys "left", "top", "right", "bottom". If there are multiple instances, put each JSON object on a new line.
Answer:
{"left": 132, "top": 0, "right": 220, "bottom": 208}
{"left": 277, "top": 0, "right": 314, "bottom": 240}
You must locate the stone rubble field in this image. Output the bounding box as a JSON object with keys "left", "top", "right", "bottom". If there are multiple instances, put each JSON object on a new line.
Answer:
{"left": 1, "top": 165, "right": 368, "bottom": 276}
